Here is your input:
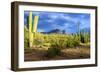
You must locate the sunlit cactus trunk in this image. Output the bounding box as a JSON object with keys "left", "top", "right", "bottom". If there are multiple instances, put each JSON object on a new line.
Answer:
{"left": 29, "top": 11, "right": 39, "bottom": 48}
{"left": 29, "top": 11, "right": 33, "bottom": 47}
{"left": 33, "top": 16, "right": 39, "bottom": 33}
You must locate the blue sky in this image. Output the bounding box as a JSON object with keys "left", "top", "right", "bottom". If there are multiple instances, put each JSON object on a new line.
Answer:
{"left": 24, "top": 11, "right": 90, "bottom": 34}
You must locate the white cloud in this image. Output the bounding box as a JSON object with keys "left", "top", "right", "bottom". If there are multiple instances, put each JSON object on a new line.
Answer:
{"left": 50, "top": 15, "right": 58, "bottom": 19}
{"left": 37, "top": 29, "right": 44, "bottom": 32}
{"left": 32, "top": 12, "right": 41, "bottom": 16}
{"left": 46, "top": 19, "right": 54, "bottom": 23}
{"left": 51, "top": 24, "right": 63, "bottom": 30}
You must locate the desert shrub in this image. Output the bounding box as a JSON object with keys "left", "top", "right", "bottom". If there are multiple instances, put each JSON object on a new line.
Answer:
{"left": 24, "top": 27, "right": 29, "bottom": 49}
{"left": 73, "top": 40, "right": 80, "bottom": 47}
{"left": 47, "top": 47, "right": 61, "bottom": 57}
{"left": 80, "top": 33, "right": 85, "bottom": 43}
{"left": 24, "top": 38, "right": 29, "bottom": 49}
{"left": 66, "top": 39, "right": 74, "bottom": 47}
{"left": 52, "top": 37, "right": 67, "bottom": 49}
{"left": 32, "top": 33, "right": 45, "bottom": 48}
{"left": 24, "top": 28, "right": 87, "bottom": 50}
{"left": 43, "top": 35, "right": 50, "bottom": 43}
{"left": 84, "top": 33, "right": 90, "bottom": 43}
{"left": 43, "top": 43, "right": 51, "bottom": 47}
{"left": 33, "top": 38, "right": 44, "bottom": 45}
{"left": 65, "top": 35, "right": 80, "bottom": 48}
{"left": 73, "top": 35, "right": 80, "bottom": 46}
{"left": 47, "top": 34, "right": 80, "bottom": 49}
{"left": 80, "top": 32, "right": 90, "bottom": 43}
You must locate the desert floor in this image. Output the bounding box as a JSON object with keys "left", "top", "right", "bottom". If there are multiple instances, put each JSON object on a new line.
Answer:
{"left": 24, "top": 45, "right": 90, "bottom": 61}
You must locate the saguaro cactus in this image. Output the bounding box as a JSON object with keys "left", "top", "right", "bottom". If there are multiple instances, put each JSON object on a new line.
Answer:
{"left": 33, "top": 16, "right": 39, "bottom": 33}
{"left": 29, "top": 11, "right": 33, "bottom": 47}
{"left": 29, "top": 11, "right": 39, "bottom": 48}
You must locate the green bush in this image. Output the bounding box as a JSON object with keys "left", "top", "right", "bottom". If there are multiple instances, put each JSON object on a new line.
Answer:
{"left": 47, "top": 47, "right": 61, "bottom": 57}
{"left": 50, "top": 36, "right": 67, "bottom": 49}
{"left": 24, "top": 27, "right": 29, "bottom": 49}
{"left": 65, "top": 35, "right": 80, "bottom": 48}
{"left": 32, "top": 33, "right": 45, "bottom": 47}
{"left": 24, "top": 38, "right": 29, "bottom": 49}
{"left": 80, "top": 32, "right": 90, "bottom": 43}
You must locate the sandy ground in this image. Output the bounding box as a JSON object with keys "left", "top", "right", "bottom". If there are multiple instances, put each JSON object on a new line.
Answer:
{"left": 24, "top": 45, "right": 90, "bottom": 61}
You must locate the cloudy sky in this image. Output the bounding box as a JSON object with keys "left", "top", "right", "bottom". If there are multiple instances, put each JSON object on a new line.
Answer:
{"left": 24, "top": 11, "right": 90, "bottom": 34}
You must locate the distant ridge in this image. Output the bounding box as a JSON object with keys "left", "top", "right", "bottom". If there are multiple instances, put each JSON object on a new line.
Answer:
{"left": 41, "top": 29, "right": 65, "bottom": 34}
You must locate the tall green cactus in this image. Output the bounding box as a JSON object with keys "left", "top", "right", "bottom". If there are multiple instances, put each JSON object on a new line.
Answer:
{"left": 33, "top": 16, "right": 39, "bottom": 32}
{"left": 29, "top": 11, "right": 39, "bottom": 48}
{"left": 29, "top": 11, "right": 33, "bottom": 47}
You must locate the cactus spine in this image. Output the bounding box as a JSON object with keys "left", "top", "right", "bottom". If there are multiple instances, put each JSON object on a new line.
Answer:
{"left": 29, "top": 11, "right": 39, "bottom": 48}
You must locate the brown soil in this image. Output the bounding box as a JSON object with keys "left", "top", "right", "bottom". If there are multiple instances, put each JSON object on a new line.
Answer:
{"left": 24, "top": 46, "right": 90, "bottom": 61}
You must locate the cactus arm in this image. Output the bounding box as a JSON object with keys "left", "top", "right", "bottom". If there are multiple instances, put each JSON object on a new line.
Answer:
{"left": 33, "top": 16, "right": 39, "bottom": 33}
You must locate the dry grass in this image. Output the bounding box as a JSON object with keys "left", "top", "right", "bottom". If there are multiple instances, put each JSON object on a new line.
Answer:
{"left": 61, "top": 48, "right": 90, "bottom": 59}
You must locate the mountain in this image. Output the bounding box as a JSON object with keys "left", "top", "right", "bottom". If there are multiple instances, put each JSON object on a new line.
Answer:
{"left": 48, "top": 29, "right": 62, "bottom": 34}
{"left": 41, "top": 29, "right": 65, "bottom": 34}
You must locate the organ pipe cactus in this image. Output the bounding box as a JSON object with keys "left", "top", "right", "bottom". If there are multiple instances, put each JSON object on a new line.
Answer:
{"left": 29, "top": 11, "right": 39, "bottom": 47}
